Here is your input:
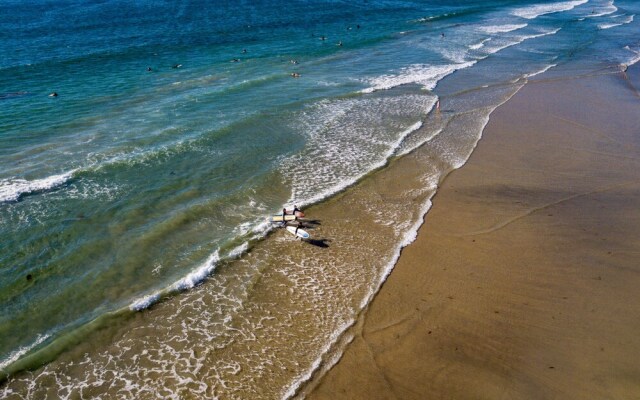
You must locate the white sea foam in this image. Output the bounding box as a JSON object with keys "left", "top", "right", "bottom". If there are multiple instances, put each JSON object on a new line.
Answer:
{"left": 623, "top": 46, "right": 640, "bottom": 67}
{"left": 469, "top": 38, "right": 491, "bottom": 50}
{"left": 129, "top": 250, "right": 221, "bottom": 311}
{"left": 478, "top": 23, "right": 528, "bottom": 34}
{"left": 283, "top": 93, "right": 433, "bottom": 208}
{"left": 481, "top": 27, "right": 561, "bottom": 56}
{"left": 526, "top": 63, "right": 558, "bottom": 78}
{"left": 228, "top": 242, "right": 249, "bottom": 259}
{"left": 584, "top": 0, "right": 617, "bottom": 18}
{"left": 361, "top": 61, "right": 476, "bottom": 93}
{"left": 289, "top": 124, "right": 423, "bottom": 207}
{"left": 0, "top": 334, "right": 50, "bottom": 372}
{"left": 130, "top": 293, "right": 162, "bottom": 311}
{"left": 172, "top": 250, "right": 220, "bottom": 291}
{"left": 0, "top": 170, "right": 76, "bottom": 202}
{"left": 598, "top": 14, "right": 634, "bottom": 29}
{"left": 512, "top": 0, "right": 589, "bottom": 19}
{"left": 283, "top": 319, "right": 354, "bottom": 399}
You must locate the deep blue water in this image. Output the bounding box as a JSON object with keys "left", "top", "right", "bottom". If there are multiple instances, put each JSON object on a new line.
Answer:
{"left": 1, "top": 0, "right": 639, "bottom": 387}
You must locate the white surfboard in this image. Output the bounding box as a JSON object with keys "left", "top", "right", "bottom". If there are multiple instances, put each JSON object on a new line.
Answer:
{"left": 286, "top": 225, "right": 310, "bottom": 239}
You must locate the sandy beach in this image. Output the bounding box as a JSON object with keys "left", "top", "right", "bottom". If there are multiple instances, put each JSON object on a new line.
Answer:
{"left": 306, "top": 65, "right": 640, "bottom": 399}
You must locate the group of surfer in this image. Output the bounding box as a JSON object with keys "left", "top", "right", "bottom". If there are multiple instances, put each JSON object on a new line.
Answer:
{"left": 276, "top": 205, "right": 308, "bottom": 239}
{"left": 47, "top": 24, "right": 365, "bottom": 98}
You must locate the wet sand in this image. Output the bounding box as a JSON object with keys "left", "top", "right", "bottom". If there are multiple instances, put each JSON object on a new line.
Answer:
{"left": 307, "top": 66, "right": 640, "bottom": 399}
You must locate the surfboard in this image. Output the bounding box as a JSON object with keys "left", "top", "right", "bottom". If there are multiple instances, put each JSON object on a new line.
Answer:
{"left": 286, "top": 226, "right": 310, "bottom": 239}
{"left": 271, "top": 214, "right": 297, "bottom": 222}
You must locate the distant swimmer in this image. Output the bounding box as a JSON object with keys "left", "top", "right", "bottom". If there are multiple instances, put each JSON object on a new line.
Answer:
{"left": 0, "top": 91, "right": 28, "bottom": 100}
{"left": 242, "top": 49, "right": 247, "bottom": 53}
{"left": 231, "top": 58, "right": 240, "bottom": 62}
{"left": 320, "top": 35, "right": 326, "bottom": 41}
{"left": 337, "top": 41, "right": 343, "bottom": 46}
{"left": 357, "top": 24, "right": 361, "bottom": 29}
{"left": 172, "top": 64, "right": 182, "bottom": 69}
{"left": 441, "top": 32, "right": 445, "bottom": 38}
{"left": 147, "top": 67, "right": 153, "bottom": 71}
{"left": 291, "top": 72, "right": 301, "bottom": 78}
{"left": 48, "top": 92, "right": 58, "bottom": 97}
{"left": 290, "top": 59, "right": 298, "bottom": 64}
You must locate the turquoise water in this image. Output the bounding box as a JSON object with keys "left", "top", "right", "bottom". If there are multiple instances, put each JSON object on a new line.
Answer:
{"left": 2, "top": 0, "right": 640, "bottom": 395}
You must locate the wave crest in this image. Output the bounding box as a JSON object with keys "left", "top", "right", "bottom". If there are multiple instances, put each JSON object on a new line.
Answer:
{"left": 0, "top": 170, "right": 76, "bottom": 203}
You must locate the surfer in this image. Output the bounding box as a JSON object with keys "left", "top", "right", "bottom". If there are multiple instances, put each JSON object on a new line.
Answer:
{"left": 281, "top": 208, "right": 288, "bottom": 227}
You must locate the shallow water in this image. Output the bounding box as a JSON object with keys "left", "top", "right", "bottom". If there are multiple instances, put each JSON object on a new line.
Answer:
{"left": 2, "top": 0, "right": 640, "bottom": 397}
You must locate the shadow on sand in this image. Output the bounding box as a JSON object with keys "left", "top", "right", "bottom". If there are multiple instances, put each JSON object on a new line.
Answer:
{"left": 305, "top": 238, "right": 331, "bottom": 248}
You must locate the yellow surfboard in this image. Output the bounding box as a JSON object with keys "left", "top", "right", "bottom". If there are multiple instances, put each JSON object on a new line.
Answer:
{"left": 271, "top": 214, "right": 297, "bottom": 222}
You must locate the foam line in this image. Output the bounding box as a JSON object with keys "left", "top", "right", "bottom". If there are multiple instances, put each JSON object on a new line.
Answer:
{"left": 129, "top": 250, "right": 221, "bottom": 311}
{"left": 0, "top": 170, "right": 76, "bottom": 202}
{"left": 623, "top": 46, "right": 640, "bottom": 67}
{"left": 584, "top": 0, "right": 617, "bottom": 17}
{"left": 512, "top": 0, "right": 589, "bottom": 19}
{"left": 481, "top": 28, "right": 561, "bottom": 56}
{"left": 287, "top": 116, "right": 431, "bottom": 209}
{"left": 0, "top": 334, "right": 50, "bottom": 373}
{"left": 598, "top": 14, "right": 634, "bottom": 30}
{"left": 360, "top": 61, "right": 476, "bottom": 94}
{"left": 478, "top": 23, "right": 528, "bottom": 33}
{"left": 526, "top": 63, "right": 558, "bottom": 78}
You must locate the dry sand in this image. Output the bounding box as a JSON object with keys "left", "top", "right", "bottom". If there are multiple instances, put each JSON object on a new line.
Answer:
{"left": 307, "top": 66, "right": 640, "bottom": 399}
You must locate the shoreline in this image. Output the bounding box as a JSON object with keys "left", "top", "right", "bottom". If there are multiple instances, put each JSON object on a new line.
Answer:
{"left": 305, "top": 64, "right": 640, "bottom": 399}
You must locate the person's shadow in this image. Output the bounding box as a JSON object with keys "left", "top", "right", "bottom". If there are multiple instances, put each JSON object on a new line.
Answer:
{"left": 305, "top": 238, "right": 330, "bottom": 248}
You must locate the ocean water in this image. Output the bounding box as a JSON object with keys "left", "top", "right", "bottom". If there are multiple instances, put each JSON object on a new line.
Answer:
{"left": 1, "top": 0, "right": 639, "bottom": 398}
